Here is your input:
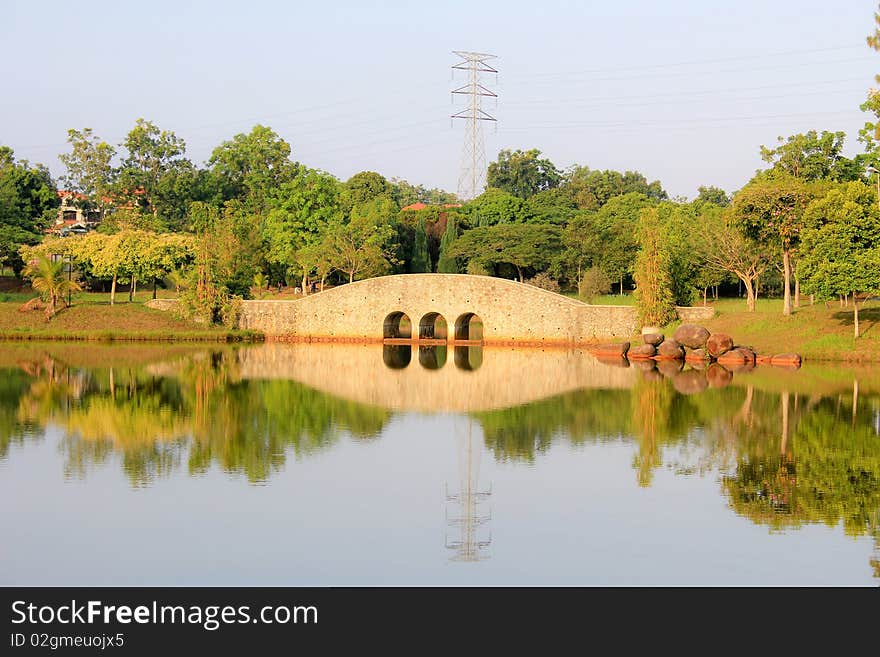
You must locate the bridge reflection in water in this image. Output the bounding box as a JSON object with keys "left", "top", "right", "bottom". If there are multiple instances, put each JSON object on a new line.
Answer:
{"left": 236, "top": 343, "right": 637, "bottom": 413}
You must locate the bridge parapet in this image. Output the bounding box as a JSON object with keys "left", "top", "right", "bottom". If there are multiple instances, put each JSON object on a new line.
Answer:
{"left": 229, "top": 274, "right": 714, "bottom": 344}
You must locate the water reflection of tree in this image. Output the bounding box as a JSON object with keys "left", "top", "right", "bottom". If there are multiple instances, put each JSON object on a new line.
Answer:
{"left": 0, "top": 370, "right": 38, "bottom": 458}
{"left": 7, "top": 351, "right": 391, "bottom": 486}
{"left": 473, "top": 379, "right": 745, "bottom": 486}
{"left": 722, "top": 394, "right": 880, "bottom": 536}
{"left": 474, "top": 376, "right": 880, "bottom": 579}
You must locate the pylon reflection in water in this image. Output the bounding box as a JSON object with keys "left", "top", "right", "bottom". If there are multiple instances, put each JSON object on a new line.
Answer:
{"left": 445, "top": 417, "right": 492, "bottom": 562}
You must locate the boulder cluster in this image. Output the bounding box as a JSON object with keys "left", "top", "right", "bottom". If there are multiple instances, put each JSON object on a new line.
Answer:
{"left": 591, "top": 323, "right": 802, "bottom": 372}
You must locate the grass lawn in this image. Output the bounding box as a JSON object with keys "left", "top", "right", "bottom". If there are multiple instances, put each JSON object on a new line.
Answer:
{"left": 696, "top": 297, "right": 880, "bottom": 362}
{"left": 0, "top": 288, "right": 261, "bottom": 342}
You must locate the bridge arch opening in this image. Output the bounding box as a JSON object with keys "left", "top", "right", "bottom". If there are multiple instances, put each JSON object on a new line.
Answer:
{"left": 383, "top": 312, "right": 412, "bottom": 339}
{"left": 454, "top": 313, "right": 483, "bottom": 341}
{"left": 419, "top": 312, "right": 448, "bottom": 340}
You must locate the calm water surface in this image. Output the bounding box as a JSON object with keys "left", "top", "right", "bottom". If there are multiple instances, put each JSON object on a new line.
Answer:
{"left": 0, "top": 342, "right": 878, "bottom": 585}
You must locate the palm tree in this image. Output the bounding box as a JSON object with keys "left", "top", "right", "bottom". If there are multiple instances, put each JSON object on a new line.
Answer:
{"left": 23, "top": 254, "right": 83, "bottom": 320}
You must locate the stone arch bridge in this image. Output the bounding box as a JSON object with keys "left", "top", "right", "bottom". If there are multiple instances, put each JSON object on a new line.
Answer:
{"left": 226, "top": 274, "right": 713, "bottom": 345}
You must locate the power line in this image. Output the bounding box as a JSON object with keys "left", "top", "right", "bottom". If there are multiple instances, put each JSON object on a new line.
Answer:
{"left": 510, "top": 43, "right": 867, "bottom": 81}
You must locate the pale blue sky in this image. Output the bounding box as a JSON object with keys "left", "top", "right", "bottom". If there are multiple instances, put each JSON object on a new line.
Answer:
{"left": 2, "top": 0, "right": 879, "bottom": 199}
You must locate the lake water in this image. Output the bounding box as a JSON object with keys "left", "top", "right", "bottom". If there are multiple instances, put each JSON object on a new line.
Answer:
{"left": 1, "top": 342, "right": 878, "bottom": 586}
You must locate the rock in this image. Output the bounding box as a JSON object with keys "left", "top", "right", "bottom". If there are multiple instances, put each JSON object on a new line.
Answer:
{"left": 706, "top": 363, "right": 733, "bottom": 388}
{"left": 733, "top": 347, "right": 757, "bottom": 365}
{"left": 628, "top": 343, "right": 657, "bottom": 359}
{"left": 685, "top": 347, "right": 710, "bottom": 362}
{"left": 656, "top": 359, "right": 683, "bottom": 378}
{"left": 716, "top": 349, "right": 748, "bottom": 373}
{"left": 643, "top": 333, "right": 664, "bottom": 346}
{"left": 706, "top": 333, "right": 734, "bottom": 357}
{"left": 717, "top": 349, "right": 747, "bottom": 366}
{"left": 591, "top": 342, "right": 630, "bottom": 357}
{"left": 687, "top": 358, "right": 709, "bottom": 371}
{"left": 656, "top": 339, "right": 685, "bottom": 360}
{"left": 755, "top": 355, "right": 772, "bottom": 365}
{"left": 771, "top": 353, "right": 802, "bottom": 369}
{"left": 673, "top": 324, "right": 710, "bottom": 349}
{"left": 672, "top": 370, "right": 709, "bottom": 395}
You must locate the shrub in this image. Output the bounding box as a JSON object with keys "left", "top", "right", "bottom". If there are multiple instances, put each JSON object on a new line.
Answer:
{"left": 525, "top": 272, "right": 561, "bottom": 293}
{"left": 578, "top": 267, "right": 611, "bottom": 302}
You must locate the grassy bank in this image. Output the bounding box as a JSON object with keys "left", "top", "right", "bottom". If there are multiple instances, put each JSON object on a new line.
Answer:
{"left": 0, "top": 294, "right": 262, "bottom": 343}
{"left": 565, "top": 288, "right": 880, "bottom": 362}
{"left": 694, "top": 297, "right": 880, "bottom": 362}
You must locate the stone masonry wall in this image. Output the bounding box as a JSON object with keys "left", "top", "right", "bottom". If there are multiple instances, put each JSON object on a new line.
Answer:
{"left": 148, "top": 274, "right": 714, "bottom": 343}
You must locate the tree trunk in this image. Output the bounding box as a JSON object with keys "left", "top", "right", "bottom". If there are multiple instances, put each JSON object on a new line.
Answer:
{"left": 782, "top": 249, "right": 792, "bottom": 316}
{"left": 854, "top": 295, "right": 860, "bottom": 339}
{"left": 703, "top": 287, "right": 708, "bottom": 306}
{"left": 810, "top": 294, "right": 814, "bottom": 306}
{"left": 301, "top": 272, "right": 308, "bottom": 296}
{"left": 739, "top": 274, "right": 757, "bottom": 312}
{"left": 794, "top": 276, "right": 800, "bottom": 308}
{"left": 620, "top": 274, "right": 624, "bottom": 296}
{"left": 153, "top": 279, "right": 157, "bottom": 299}
{"left": 110, "top": 273, "right": 117, "bottom": 306}
{"left": 129, "top": 276, "right": 136, "bottom": 302}
{"left": 349, "top": 270, "right": 354, "bottom": 284}
{"left": 320, "top": 275, "right": 326, "bottom": 291}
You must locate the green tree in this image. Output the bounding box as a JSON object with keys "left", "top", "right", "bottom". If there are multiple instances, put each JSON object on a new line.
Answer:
{"left": 564, "top": 166, "right": 667, "bottom": 211}
{"left": 116, "top": 119, "right": 191, "bottom": 221}
{"left": 410, "top": 216, "right": 429, "bottom": 273}
{"left": 58, "top": 128, "right": 116, "bottom": 213}
{"left": 21, "top": 253, "right": 83, "bottom": 319}
{"left": 264, "top": 167, "right": 342, "bottom": 292}
{"left": 326, "top": 199, "right": 398, "bottom": 283}
{"left": 344, "top": 171, "right": 391, "bottom": 208}
{"left": 436, "top": 214, "right": 460, "bottom": 273}
{"left": 486, "top": 148, "right": 562, "bottom": 199}
{"left": 800, "top": 181, "right": 880, "bottom": 337}
{"left": 633, "top": 207, "right": 676, "bottom": 327}
{"left": 446, "top": 223, "right": 562, "bottom": 282}
{"left": 695, "top": 185, "right": 730, "bottom": 206}
{"left": 732, "top": 176, "right": 820, "bottom": 316}
{"left": 389, "top": 178, "right": 458, "bottom": 207}
{"left": 759, "top": 130, "right": 859, "bottom": 182}
{"left": 207, "top": 125, "right": 298, "bottom": 213}
{"left": 0, "top": 147, "right": 58, "bottom": 270}
{"left": 696, "top": 206, "right": 769, "bottom": 311}
{"left": 463, "top": 187, "right": 529, "bottom": 226}
{"left": 525, "top": 187, "right": 578, "bottom": 224}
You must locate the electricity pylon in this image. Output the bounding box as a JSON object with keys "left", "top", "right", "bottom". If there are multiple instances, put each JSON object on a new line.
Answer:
{"left": 451, "top": 51, "right": 498, "bottom": 201}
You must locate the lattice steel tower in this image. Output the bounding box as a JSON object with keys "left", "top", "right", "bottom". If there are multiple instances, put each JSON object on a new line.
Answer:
{"left": 451, "top": 51, "right": 498, "bottom": 201}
